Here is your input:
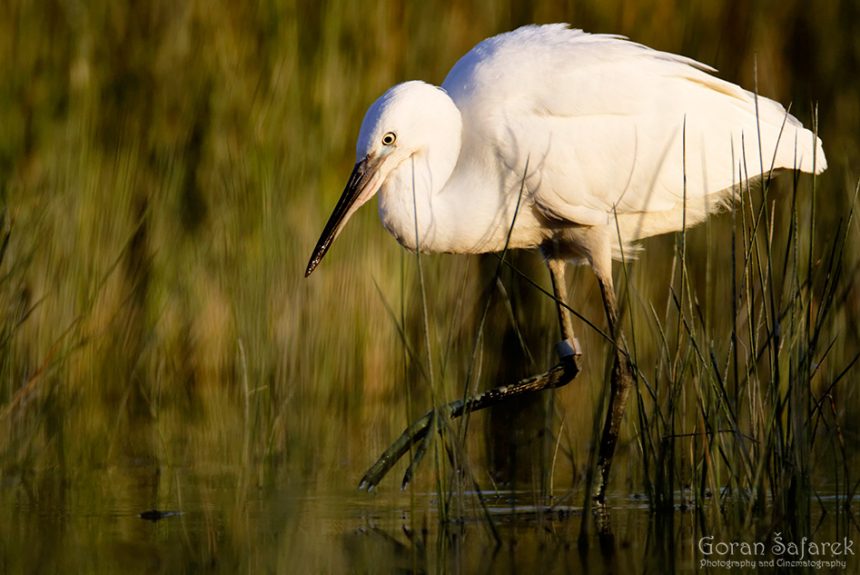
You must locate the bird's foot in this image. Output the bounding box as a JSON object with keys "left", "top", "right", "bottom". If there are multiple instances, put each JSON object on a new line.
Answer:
{"left": 358, "top": 404, "right": 454, "bottom": 492}
{"left": 358, "top": 359, "right": 581, "bottom": 491}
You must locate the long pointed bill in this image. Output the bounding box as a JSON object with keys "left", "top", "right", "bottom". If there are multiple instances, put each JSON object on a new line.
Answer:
{"left": 305, "top": 155, "right": 383, "bottom": 276}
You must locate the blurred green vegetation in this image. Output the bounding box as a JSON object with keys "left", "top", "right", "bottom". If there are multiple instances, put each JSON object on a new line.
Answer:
{"left": 0, "top": 0, "right": 859, "bottom": 569}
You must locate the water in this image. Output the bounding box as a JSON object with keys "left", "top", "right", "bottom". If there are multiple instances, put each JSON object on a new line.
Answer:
{"left": 3, "top": 465, "right": 857, "bottom": 573}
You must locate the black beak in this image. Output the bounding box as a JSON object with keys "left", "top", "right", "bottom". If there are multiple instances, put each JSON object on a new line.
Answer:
{"left": 305, "top": 156, "right": 378, "bottom": 277}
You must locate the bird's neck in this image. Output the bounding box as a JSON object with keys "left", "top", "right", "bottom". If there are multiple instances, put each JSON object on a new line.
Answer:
{"left": 377, "top": 152, "right": 446, "bottom": 252}
{"left": 378, "top": 151, "right": 546, "bottom": 255}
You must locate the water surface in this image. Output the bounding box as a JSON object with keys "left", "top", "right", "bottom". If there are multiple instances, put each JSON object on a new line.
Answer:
{"left": 3, "top": 465, "right": 857, "bottom": 573}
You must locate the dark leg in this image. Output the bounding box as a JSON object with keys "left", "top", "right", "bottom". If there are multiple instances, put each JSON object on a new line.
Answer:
{"left": 358, "top": 360, "right": 578, "bottom": 490}
{"left": 358, "top": 257, "right": 582, "bottom": 491}
{"left": 592, "top": 271, "right": 634, "bottom": 505}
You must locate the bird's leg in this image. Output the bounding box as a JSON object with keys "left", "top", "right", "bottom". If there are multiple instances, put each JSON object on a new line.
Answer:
{"left": 592, "top": 270, "right": 634, "bottom": 505}
{"left": 546, "top": 257, "right": 581, "bottom": 361}
{"left": 358, "top": 258, "right": 583, "bottom": 491}
{"left": 358, "top": 361, "right": 579, "bottom": 490}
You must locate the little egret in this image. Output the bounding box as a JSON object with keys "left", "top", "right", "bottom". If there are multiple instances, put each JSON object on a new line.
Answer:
{"left": 305, "top": 24, "right": 827, "bottom": 502}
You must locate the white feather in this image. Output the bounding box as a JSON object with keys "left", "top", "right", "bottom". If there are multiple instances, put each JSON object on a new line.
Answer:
{"left": 332, "top": 24, "right": 826, "bottom": 278}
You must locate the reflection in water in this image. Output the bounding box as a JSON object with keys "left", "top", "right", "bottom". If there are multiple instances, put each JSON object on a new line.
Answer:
{"left": 3, "top": 466, "right": 857, "bottom": 573}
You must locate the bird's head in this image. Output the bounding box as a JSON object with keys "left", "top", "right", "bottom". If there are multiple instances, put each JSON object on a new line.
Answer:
{"left": 305, "top": 81, "right": 461, "bottom": 276}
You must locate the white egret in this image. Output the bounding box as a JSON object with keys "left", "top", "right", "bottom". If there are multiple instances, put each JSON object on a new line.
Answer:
{"left": 305, "top": 24, "right": 827, "bottom": 501}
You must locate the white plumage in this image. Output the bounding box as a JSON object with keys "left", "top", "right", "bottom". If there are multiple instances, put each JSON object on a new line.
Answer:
{"left": 306, "top": 23, "right": 827, "bottom": 501}
{"left": 306, "top": 24, "right": 825, "bottom": 284}
{"left": 441, "top": 25, "right": 825, "bottom": 258}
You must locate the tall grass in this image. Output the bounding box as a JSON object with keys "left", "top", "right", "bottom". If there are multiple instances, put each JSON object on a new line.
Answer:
{"left": 624, "top": 146, "right": 859, "bottom": 531}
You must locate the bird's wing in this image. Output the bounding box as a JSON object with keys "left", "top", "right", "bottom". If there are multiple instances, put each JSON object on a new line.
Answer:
{"left": 442, "top": 24, "right": 826, "bottom": 229}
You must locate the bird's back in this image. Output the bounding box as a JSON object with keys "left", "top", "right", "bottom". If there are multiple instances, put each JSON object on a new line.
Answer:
{"left": 441, "top": 24, "right": 826, "bottom": 248}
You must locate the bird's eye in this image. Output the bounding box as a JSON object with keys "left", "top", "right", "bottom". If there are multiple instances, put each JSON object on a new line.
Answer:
{"left": 381, "top": 132, "right": 396, "bottom": 146}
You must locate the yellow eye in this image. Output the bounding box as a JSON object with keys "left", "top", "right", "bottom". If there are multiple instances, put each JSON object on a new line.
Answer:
{"left": 381, "top": 132, "right": 396, "bottom": 146}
